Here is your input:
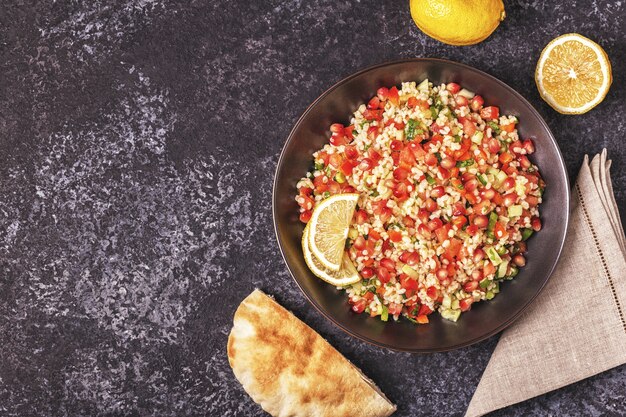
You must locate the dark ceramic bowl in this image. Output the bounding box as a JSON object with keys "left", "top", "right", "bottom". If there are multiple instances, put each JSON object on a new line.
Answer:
{"left": 273, "top": 58, "right": 569, "bottom": 352}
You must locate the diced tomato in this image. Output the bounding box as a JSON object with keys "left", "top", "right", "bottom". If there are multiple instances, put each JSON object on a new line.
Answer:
{"left": 480, "top": 106, "right": 499, "bottom": 120}
{"left": 466, "top": 224, "right": 479, "bottom": 236}
{"left": 388, "top": 303, "right": 403, "bottom": 315}
{"left": 351, "top": 299, "right": 367, "bottom": 313}
{"left": 483, "top": 262, "right": 496, "bottom": 276}
{"left": 387, "top": 86, "right": 400, "bottom": 106}
{"left": 363, "top": 108, "right": 383, "bottom": 121}
{"left": 416, "top": 315, "right": 429, "bottom": 324}
{"left": 451, "top": 215, "right": 468, "bottom": 229}
{"left": 428, "top": 218, "right": 444, "bottom": 231}
{"left": 494, "top": 222, "right": 508, "bottom": 240}
{"left": 531, "top": 217, "right": 542, "bottom": 231}
{"left": 424, "top": 152, "right": 438, "bottom": 166}
{"left": 460, "top": 117, "right": 477, "bottom": 136}
{"left": 380, "top": 257, "right": 396, "bottom": 271}
{"left": 501, "top": 123, "right": 516, "bottom": 133}
{"left": 400, "top": 274, "right": 419, "bottom": 291}
{"left": 446, "top": 82, "right": 461, "bottom": 94}
{"left": 368, "top": 229, "right": 381, "bottom": 241}
{"left": 330, "top": 134, "right": 349, "bottom": 146}
{"left": 299, "top": 210, "right": 312, "bottom": 223}
{"left": 434, "top": 224, "right": 451, "bottom": 243}
{"left": 470, "top": 95, "right": 484, "bottom": 111}
{"left": 407, "top": 96, "right": 418, "bottom": 108}
{"left": 344, "top": 145, "right": 359, "bottom": 160}
{"left": 444, "top": 238, "right": 462, "bottom": 260}
{"left": 408, "top": 142, "right": 426, "bottom": 158}
{"left": 464, "top": 280, "right": 479, "bottom": 292}
{"left": 388, "top": 229, "right": 402, "bottom": 242}
{"left": 403, "top": 215, "right": 415, "bottom": 228}
{"left": 499, "top": 152, "right": 514, "bottom": 164}
{"left": 339, "top": 160, "right": 354, "bottom": 176}
{"left": 368, "top": 96, "right": 381, "bottom": 109}
{"left": 360, "top": 266, "right": 374, "bottom": 278}
{"left": 459, "top": 297, "right": 474, "bottom": 312}
{"left": 377, "top": 87, "right": 389, "bottom": 101}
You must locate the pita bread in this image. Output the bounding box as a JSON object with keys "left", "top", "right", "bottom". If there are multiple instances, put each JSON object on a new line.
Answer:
{"left": 227, "top": 289, "right": 396, "bottom": 417}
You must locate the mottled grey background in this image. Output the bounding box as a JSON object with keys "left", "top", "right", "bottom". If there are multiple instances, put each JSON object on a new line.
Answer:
{"left": 0, "top": 0, "right": 624, "bottom": 416}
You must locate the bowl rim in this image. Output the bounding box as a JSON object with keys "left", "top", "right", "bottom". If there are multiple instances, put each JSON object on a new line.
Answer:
{"left": 272, "top": 57, "right": 570, "bottom": 353}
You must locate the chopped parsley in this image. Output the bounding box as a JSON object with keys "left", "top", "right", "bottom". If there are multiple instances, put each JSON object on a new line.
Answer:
{"left": 405, "top": 119, "right": 419, "bottom": 141}
{"left": 425, "top": 173, "right": 436, "bottom": 185}
{"left": 488, "top": 121, "right": 501, "bottom": 134}
{"left": 456, "top": 158, "right": 475, "bottom": 168}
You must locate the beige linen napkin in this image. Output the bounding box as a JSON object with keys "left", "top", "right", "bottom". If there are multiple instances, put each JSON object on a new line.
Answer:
{"left": 465, "top": 150, "right": 626, "bottom": 417}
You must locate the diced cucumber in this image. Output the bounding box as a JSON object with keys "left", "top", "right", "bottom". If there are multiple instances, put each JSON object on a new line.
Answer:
{"left": 471, "top": 131, "right": 484, "bottom": 144}
{"left": 458, "top": 88, "right": 475, "bottom": 99}
{"left": 496, "top": 260, "right": 509, "bottom": 278}
{"left": 335, "top": 172, "right": 346, "bottom": 184}
{"left": 417, "top": 79, "right": 430, "bottom": 91}
{"left": 402, "top": 264, "right": 419, "bottom": 279}
{"left": 442, "top": 294, "right": 452, "bottom": 309}
{"left": 485, "top": 246, "right": 502, "bottom": 264}
{"left": 496, "top": 246, "right": 507, "bottom": 255}
{"left": 487, "top": 212, "right": 498, "bottom": 238}
{"left": 508, "top": 266, "right": 519, "bottom": 278}
{"left": 451, "top": 299, "right": 460, "bottom": 310}
{"left": 441, "top": 308, "right": 461, "bottom": 322}
{"left": 479, "top": 278, "right": 491, "bottom": 289}
{"left": 495, "top": 170, "right": 508, "bottom": 187}
{"left": 485, "top": 291, "right": 495, "bottom": 300}
{"left": 477, "top": 174, "right": 488, "bottom": 186}
{"left": 381, "top": 304, "right": 389, "bottom": 322}
{"left": 521, "top": 228, "right": 534, "bottom": 241}
{"left": 508, "top": 205, "right": 523, "bottom": 218}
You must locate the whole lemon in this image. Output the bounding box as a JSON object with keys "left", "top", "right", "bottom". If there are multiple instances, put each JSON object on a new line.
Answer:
{"left": 410, "top": 0, "right": 506, "bottom": 46}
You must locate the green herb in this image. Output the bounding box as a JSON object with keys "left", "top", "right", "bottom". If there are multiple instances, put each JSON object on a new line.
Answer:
{"left": 387, "top": 222, "right": 403, "bottom": 230}
{"left": 479, "top": 278, "right": 492, "bottom": 289}
{"left": 456, "top": 158, "right": 475, "bottom": 168}
{"left": 488, "top": 121, "right": 501, "bottom": 134}
{"left": 345, "top": 239, "right": 352, "bottom": 249}
{"left": 323, "top": 191, "right": 331, "bottom": 199}
{"left": 363, "top": 143, "right": 371, "bottom": 151}
{"left": 456, "top": 181, "right": 465, "bottom": 190}
{"left": 434, "top": 152, "right": 442, "bottom": 163}
{"left": 405, "top": 315, "right": 419, "bottom": 324}
{"left": 430, "top": 106, "right": 439, "bottom": 119}
{"left": 314, "top": 162, "right": 324, "bottom": 171}
{"left": 425, "top": 173, "right": 436, "bottom": 185}
{"left": 477, "top": 174, "right": 488, "bottom": 186}
{"left": 405, "top": 119, "right": 419, "bottom": 141}
{"left": 360, "top": 120, "right": 368, "bottom": 128}
{"left": 369, "top": 189, "right": 379, "bottom": 197}
{"left": 453, "top": 135, "right": 462, "bottom": 143}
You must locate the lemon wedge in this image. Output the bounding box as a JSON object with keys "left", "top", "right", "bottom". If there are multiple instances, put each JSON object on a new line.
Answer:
{"left": 307, "top": 193, "right": 359, "bottom": 271}
{"left": 302, "top": 224, "right": 360, "bottom": 286}
{"left": 535, "top": 33, "right": 612, "bottom": 114}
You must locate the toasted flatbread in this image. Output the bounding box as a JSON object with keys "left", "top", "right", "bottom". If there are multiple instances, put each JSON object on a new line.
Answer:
{"left": 227, "top": 289, "right": 396, "bottom": 417}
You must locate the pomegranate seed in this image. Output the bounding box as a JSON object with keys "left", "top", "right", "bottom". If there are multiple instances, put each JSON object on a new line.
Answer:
{"left": 466, "top": 225, "right": 479, "bottom": 236}
{"left": 431, "top": 186, "right": 445, "bottom": 198}
{"left": 455, "top": 95, "right": 469, "bottom": 107}
{"left": 481, "top": 188, "right": 496, "bottom": 200}
{"left": 473, "top": 248, "right": 485, "bottom": 263}
{"left": 406, "top": 251, "right": 420, "bottom": 266}
{"left": 464, "top": 178, "right": 479, "bottom": 192}
{"left": 425, "top": 198, "right": 438, "bottom": 212}
{"left": 378, "top": 266, "right": 391, "bottom": 283}
{"left": 516, "top": 241, "right": 527, "bottom": 253}
{"left": 440, "top": 157, "right": 456, "bottom": 170}
{"left": 393, "top": 167, "right": 409, "bottom": 181}
{"left": 299, "top": 210, "right": 312, "bottom": 223}
{"left": 330, "top": 123, "right": 344, "bottom": 134}
{"left": 428, "top": 218, "right": 444, "bottom": 231}
{"left": 459, "top": 297, "right": 474, "bottom": 312}
{"left": 329, "top": 134, "right": 348, "bottom": 146}
{"left": 503, "top": 177, "right": 516, "bottom": 190}
{"left": 361, "top": 267, "right": 374, "bottom": 279}
{"left": 531, "top": 217, "right": 542, "bottom": 231}
{"left": 446, "top": 82, "right": 461, "bottom": 94}
{"left": 380, "top": 258, "right": 396, "bottom": 271}
{"left": 436, "top": 269, "right": 449, "bottom": 280}
{"left": 377, "top": 87, "right": 389, "bottom": 101}
{"left": 359, "top": 158, "right": 375, "bottom": 171}
{"left": 474, "top": 215, "right": 488, "bottom": 228}
{"left": 368, "top": 96, "right": 380, "bottom": 109}
{"left": 390, "top": 140, "right": 404, "bottom": 151}
{"left": 471, "top": 269, "right": 484, "bottom": 281}
{"left": 470, "top": 95, "right": 484, "bottom": 111}
{"left": 513, "top": 254, "right": 526, "bottom": 267}
{"left": 355, "top": 210, "right": 368, "bottom": 224}
{"left": 418, "top": 224, "right": 432, "bottom": 239}
{"left": 523, "top": 139, "right": 535, "bottom": 154}
{"left": 353, "top": 236, "right": 366, "bottom": 250}
{"left": 502, "top": 193, "right": 517, "bottom": 207}
{"left": 464, "top": 280, "right": 479, "bottom": 292}
{"left": 519, "top": 155, "right": 532, "bottom": 169}
{"left": 488, "top": 138, "right": 501, "bottom": 154}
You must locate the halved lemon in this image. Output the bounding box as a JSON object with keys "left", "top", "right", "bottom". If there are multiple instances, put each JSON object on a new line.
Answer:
{"left": 308, "top": 193, "right": 359, "bottom": 271}
{"left": 535, "top": 33, "right": 612, "bottom": 114}
{"left": 302, "top": 224, "right": 360, "bottom": 286}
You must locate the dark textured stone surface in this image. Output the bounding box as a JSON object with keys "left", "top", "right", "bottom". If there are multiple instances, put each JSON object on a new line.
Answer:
{"left": 0, "top": 1, "right": 624, "bottom": 416}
